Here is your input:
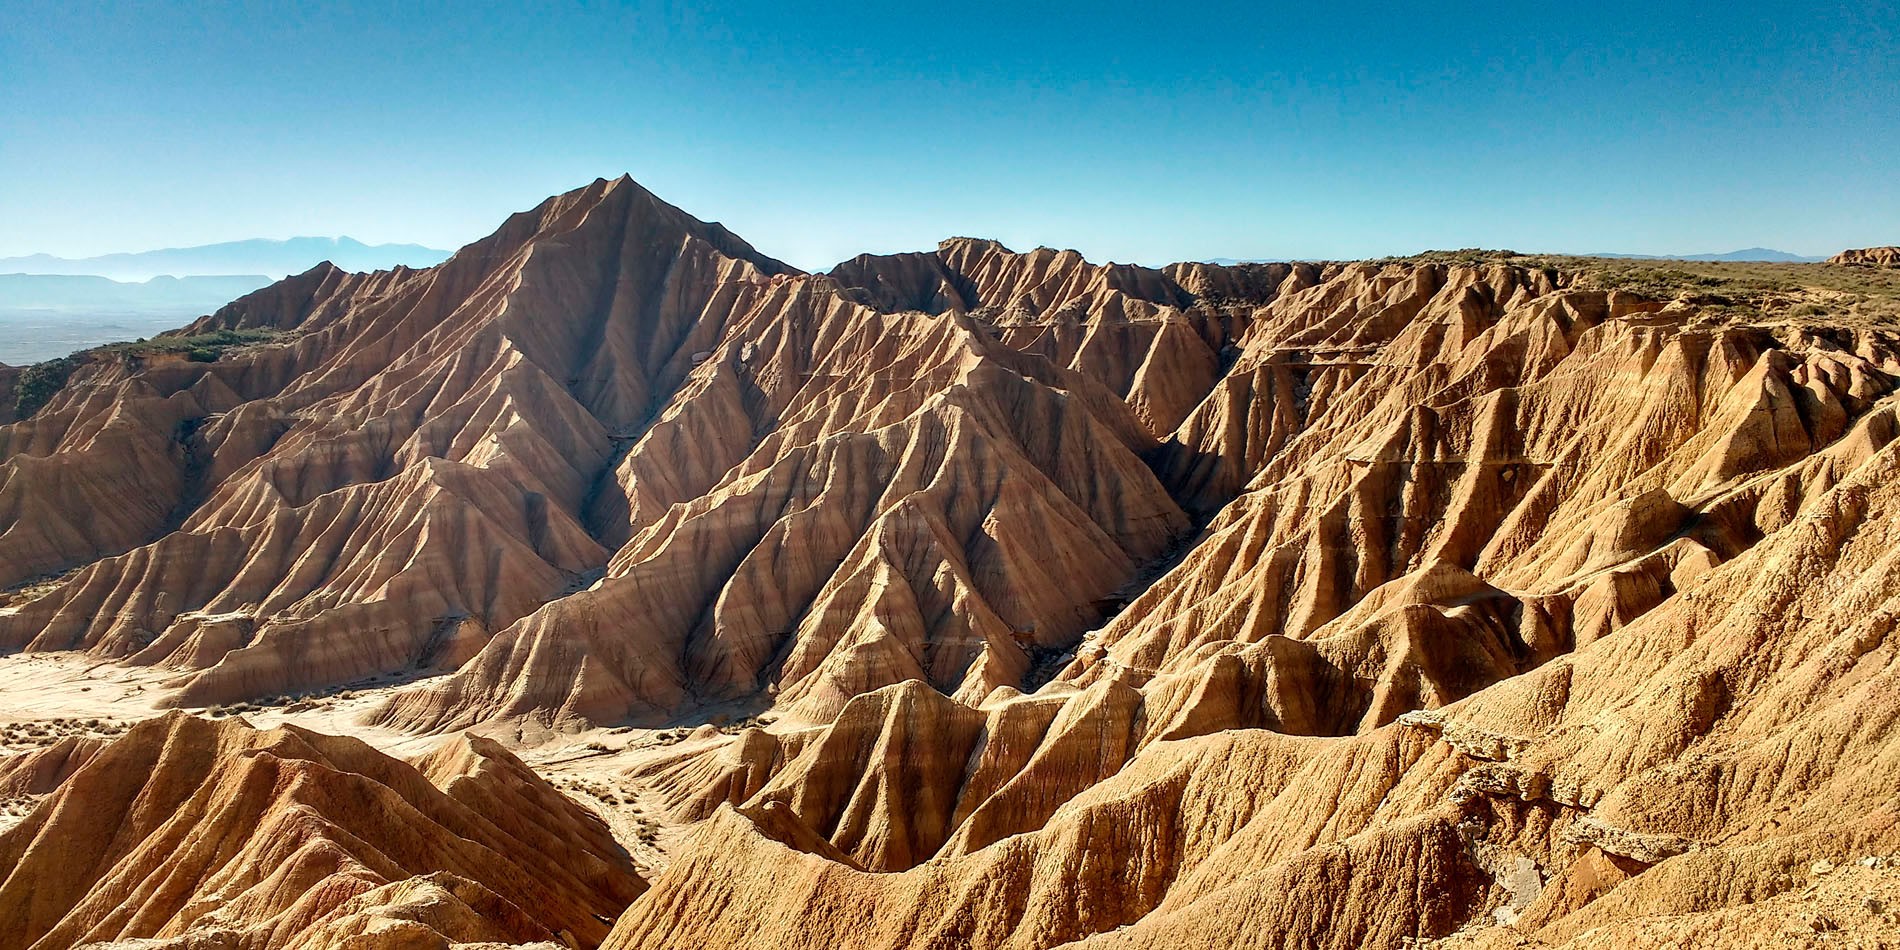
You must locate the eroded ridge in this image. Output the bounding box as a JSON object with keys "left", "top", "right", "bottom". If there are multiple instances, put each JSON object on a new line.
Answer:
{"left": 3, "top": 178, "right": 1900, "bottom": 949}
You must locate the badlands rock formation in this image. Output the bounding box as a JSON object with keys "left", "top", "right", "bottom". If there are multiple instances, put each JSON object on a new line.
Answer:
{"left": 601, "top": 252, "right": 1900, "bottom": 949}
{"left": 0, "top": 712, "right": 643, "bottom": 949}
{"left": 4, "top": 177, "right": 1900, "bottom": 947}
{"left": 1828, "top": 246, "right": 1900, "bottom": 267}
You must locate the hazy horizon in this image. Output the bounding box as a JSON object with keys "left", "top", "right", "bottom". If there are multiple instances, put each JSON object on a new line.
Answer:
{"left": 0, "top": 224, "right": 1840, "bottom": 280}
{"left": 0, "top": 184, "right": 1878, "bottom": 276}
{"left": 0, "top": 235, "right": 452, "bottom": 281}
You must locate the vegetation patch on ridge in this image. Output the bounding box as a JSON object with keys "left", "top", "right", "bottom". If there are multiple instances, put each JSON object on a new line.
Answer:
{"left": 1385, "top": 250, "right": 1900, "bottom": 325}
{"left": 12, "top": 355, "right": 82, "bottom": 421}
{"left": 11, "top": 327, "right": 290, "bottom": 420}
{"left": 98, "top": 327, "right": 289, "bottom": 362}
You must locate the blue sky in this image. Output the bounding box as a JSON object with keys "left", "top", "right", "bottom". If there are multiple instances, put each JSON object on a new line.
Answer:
{"left": 2, "top": 1, "right": 1895, "bottom": 269}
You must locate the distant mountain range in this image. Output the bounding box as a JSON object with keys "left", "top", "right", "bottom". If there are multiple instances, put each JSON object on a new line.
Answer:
{"left": 0, "top": 273, "right": 273, "bottom": 312}
{"left": 0, "top": 236, "right": 451, "bottom": 282}
{"left": 0, "top": 238, "right": 451, "bottom": 364}
{"left": 0, "top": 274, "right": 285, "bottom": 365}
{"left": 1203, "top": 248, "right": 1825, "bottom": 265}
{"left": 1579, "top": 247, "right": 1825, "bottom": 263}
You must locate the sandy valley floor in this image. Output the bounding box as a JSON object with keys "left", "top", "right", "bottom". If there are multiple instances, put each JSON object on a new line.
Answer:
{"left": 0, "top": 650, "right": 712, "bottom": 872}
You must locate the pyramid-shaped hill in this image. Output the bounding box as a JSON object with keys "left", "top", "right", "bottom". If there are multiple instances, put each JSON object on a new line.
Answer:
{"left": 0, "top": 176, "right": 1248, "bottom": 725}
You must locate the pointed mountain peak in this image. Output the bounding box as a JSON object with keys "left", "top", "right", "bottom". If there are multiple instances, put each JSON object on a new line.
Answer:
{"left": 503, "top": 174, "right": 800, "bottom": 278}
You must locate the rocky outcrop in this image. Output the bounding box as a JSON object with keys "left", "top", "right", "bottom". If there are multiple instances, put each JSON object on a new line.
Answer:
{"left": 0, "top": 712, "right": 644, "bottom": 950}
{"left": 1827, "top": 246, "right": 1900, "bottom": 267}
{"left": 603, "top": 330, "right": 1900, "bottom": 948}
{"left": 0, "top": 735, "right": 105, "bottom": 797}
{"left": 830, "top": 239, "right": 1271, "bottom": 437}
{"left": 1068, "top": 269, "right": 1897, "bottom": 688}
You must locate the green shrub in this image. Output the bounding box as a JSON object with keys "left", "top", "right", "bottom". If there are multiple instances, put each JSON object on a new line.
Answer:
{"left": 13, "top": 354, "right": 82, "bottom": 420}
{"left": 103, "top": 327, "right": 286, "bottom": 360}
{"left": 9, "top": 328, "right": 287, "bottom": 421}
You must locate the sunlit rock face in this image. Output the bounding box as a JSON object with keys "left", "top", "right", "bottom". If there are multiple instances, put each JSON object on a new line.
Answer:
{"left": 0, "top": 712, "right": 644, "bottom": 950}
{"left": 6, "top": 179, "right": 1900, "bottom": 949}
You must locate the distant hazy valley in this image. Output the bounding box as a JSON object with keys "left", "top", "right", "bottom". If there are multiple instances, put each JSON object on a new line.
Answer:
{"left": 0, "top": 237, "right": 449, "bottom": 364}
{"left": 0, "top": 236, "right": 450, "bottom": 282}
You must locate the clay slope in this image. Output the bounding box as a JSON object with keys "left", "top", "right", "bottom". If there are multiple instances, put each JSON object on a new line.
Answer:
{"left": 598, "top": 260, "right": 1900, "bottom": 948}
{"left": 607, "top": 260, "right": 1900, "bottom": 864}
{"left": 1070, "top": 265, "right": 1900, "bottom": 699}
{"left": 607, "top": 344, "right": 1900, "bottom": 950}
{"left": 0, "top": 177, "right": 1259, "bottom": 723}
{"left": 378, "top": 233, "right": 1286, "bottom": 731}
{"left": 9, "top": 177, "right": 1900, "bottom": 948}
{"left": 0, "top": 711, "right": 643, "bottom": 950}
{"left": 1828, "top": 246, "right": 1900, "bottom": 267}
